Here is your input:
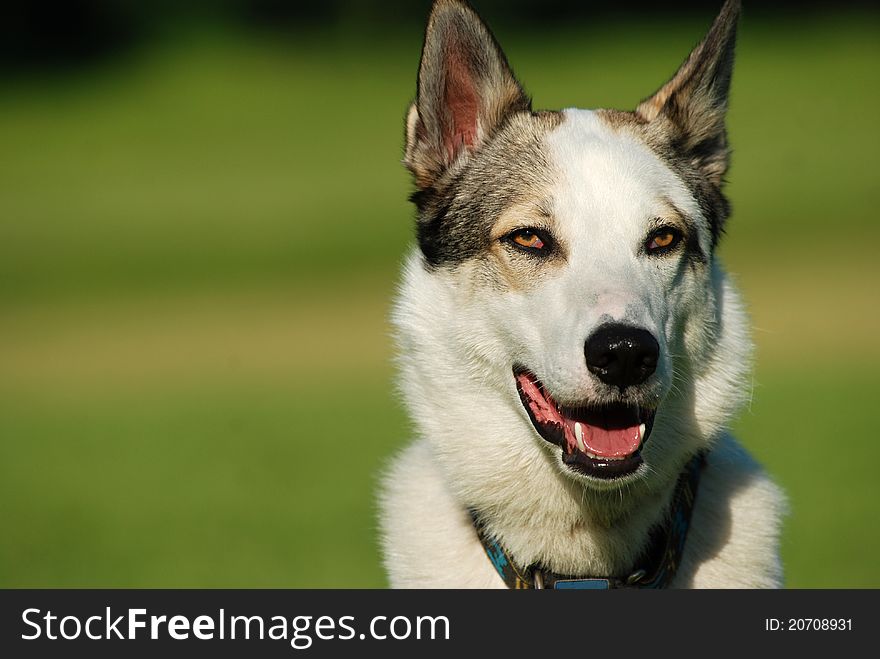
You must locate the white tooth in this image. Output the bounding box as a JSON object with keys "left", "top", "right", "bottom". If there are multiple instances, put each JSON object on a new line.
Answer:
{"left": 639, "top": 423, "right": 646, "bottom": 440}
{"left": 575, "top": 422, "right": 587, "bottom": 453}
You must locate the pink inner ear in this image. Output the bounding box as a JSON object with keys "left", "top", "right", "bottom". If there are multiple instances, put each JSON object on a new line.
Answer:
{"left": 443, "top": 49, "right": 479, "bottom": 163}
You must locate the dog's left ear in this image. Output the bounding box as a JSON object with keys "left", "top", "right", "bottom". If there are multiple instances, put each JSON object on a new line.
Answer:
{"left": 636, "top": 0, "right": 740, "bottom": 186}
{"left": 405, "top": 0, "right": 530, "bottom": 190}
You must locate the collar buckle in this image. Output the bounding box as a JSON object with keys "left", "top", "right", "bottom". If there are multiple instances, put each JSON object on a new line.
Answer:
{"left": 626, "top": 568, "right": 648, "bottom": 585}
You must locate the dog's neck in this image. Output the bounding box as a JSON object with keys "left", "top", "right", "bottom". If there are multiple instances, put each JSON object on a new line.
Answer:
{"left": 470, "top": 452, "right": 705, "bottom": 588}
{"left": 466, "top": 454, "right": 684, "bottom": 577}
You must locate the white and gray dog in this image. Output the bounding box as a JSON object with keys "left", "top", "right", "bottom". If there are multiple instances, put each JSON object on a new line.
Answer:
{"left": 380, "top": 0, "right": 785, "bottom": 588}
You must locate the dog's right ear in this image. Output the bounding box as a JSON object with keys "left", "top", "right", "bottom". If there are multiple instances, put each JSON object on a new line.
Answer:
{"left": 636, "top": 0, "right": 741, "bottom": 187}
{"left": 405, "top": 0, "right": 530, "bottom": 190}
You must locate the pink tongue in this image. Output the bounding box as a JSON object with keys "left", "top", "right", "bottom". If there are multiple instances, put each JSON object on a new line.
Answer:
{"left": 576, "top": 423, "right": 641, "bottom": 458}
{"left": 515, "top": 372, "right": 642, "bottom": 459}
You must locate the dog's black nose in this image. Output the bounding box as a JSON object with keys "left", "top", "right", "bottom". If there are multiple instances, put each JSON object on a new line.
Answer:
{"left": 585, "top": 324, "right": 659, "bottom": 390}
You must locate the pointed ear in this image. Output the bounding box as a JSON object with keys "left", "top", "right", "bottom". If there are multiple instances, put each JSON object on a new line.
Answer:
{"left": 405, "top": 0, "right": 530, "bottom": 189}
{"left": 636, "top": 0, "right": 741, "bottom": 185}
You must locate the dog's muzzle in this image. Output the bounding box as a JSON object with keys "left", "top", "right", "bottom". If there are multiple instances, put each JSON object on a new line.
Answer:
{"left": 585, "top": 323, "right": 659, "bottom": 392}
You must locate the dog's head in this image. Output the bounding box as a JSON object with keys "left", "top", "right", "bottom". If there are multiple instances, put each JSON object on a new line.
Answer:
{"left": 397, "top": 0, "right": 750, "bottom": 493}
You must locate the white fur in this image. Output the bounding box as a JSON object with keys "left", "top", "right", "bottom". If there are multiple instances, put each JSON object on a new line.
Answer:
{"left": 379, "top": 110, "right": 786, "bottom": 588}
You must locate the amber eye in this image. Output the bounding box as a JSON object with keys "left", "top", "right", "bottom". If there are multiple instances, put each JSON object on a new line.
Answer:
{"left": 646, "top": 227, "right": 682, "bottom": 254}
{"left": 508, "top": 229, "right": 548, "bottom": 252}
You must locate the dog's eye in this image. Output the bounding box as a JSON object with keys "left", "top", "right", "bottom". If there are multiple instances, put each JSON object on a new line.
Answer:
{"left": 514, "top": 231, "right": 545, "bottom": 250}
{"left": 645, "top": 227, "right": 683, "bottom": 255}
{"left": 507, "top": 229, "right": 550, "bottom": 253}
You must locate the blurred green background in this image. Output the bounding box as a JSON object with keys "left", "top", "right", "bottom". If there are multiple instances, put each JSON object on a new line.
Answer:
{"left": 1, "top": 1, "right": 878, "bottom": 588}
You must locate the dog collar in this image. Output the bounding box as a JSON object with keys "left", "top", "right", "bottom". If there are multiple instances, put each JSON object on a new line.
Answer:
{"left": 469, "top": 452, "right": 705, "bottom": 589}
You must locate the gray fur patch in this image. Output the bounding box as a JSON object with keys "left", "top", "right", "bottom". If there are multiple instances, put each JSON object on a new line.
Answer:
{"left": 415, "top": 110, "right": 562, "bottom": 267}
{"left": 596, "top": 109, "right": 731, "bottom": 249}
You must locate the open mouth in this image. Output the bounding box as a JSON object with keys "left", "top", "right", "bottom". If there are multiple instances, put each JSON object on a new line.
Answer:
{"left": 514, "top": 368, "right": 655, "bottom": 480}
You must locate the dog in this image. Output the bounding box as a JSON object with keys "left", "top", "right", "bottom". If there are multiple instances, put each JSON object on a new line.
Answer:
{"left": 379, "top": 0, "right": 785, "bottom": 588}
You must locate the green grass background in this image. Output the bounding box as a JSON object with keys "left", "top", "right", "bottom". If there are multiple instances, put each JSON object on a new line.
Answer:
{"left": 1, "top": 9, "right": 878, "bottom": 587}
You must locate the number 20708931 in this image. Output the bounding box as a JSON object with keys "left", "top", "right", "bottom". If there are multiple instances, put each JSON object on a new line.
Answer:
{"left": 765, "top": 618, "right": 852, "bottom": 631}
